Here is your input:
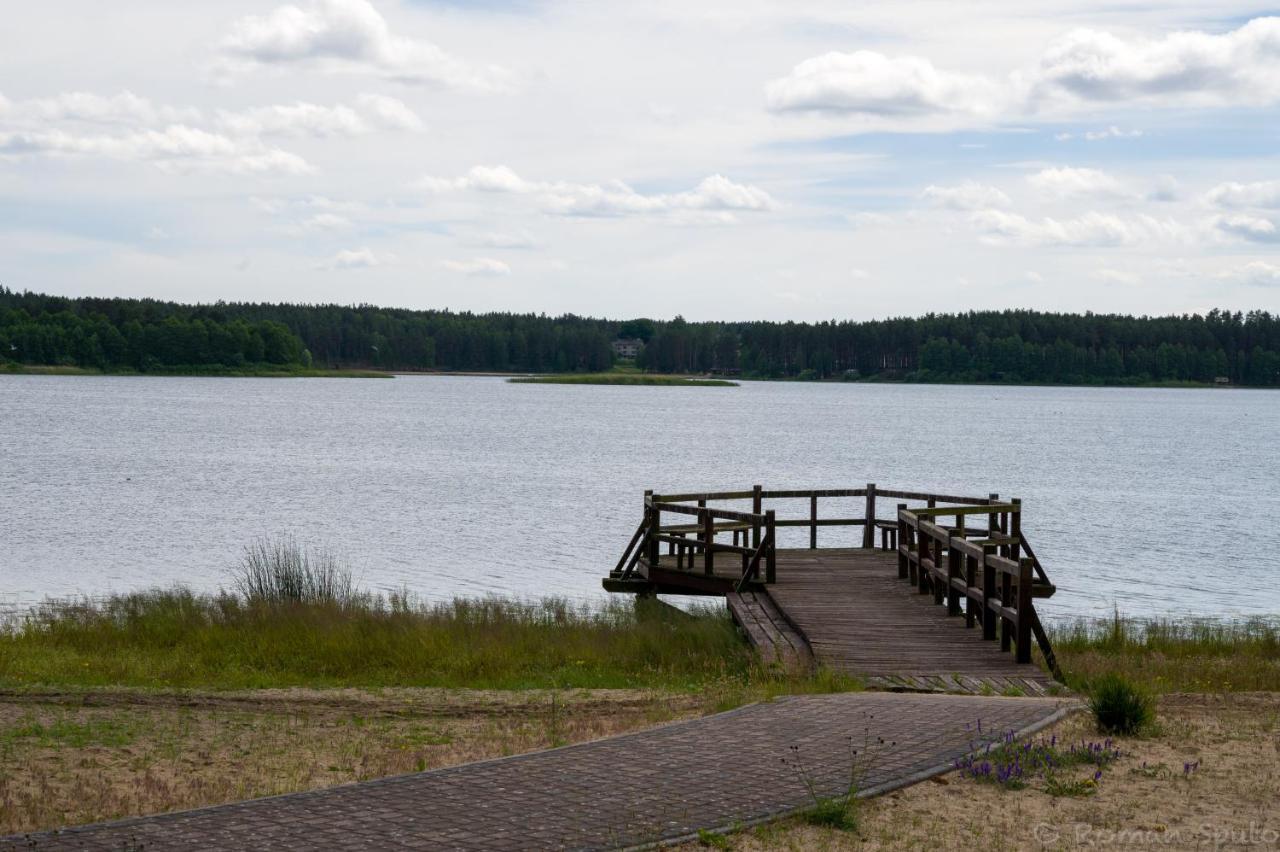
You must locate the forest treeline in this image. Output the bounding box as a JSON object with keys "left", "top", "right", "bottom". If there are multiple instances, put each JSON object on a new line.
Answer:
{"left": 2, "top": 287, "right": 1278, "bottom": 386}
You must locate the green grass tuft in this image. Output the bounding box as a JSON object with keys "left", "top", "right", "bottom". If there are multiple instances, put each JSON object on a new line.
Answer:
{"left": 1087, "top": 673, "right": 1154, "bottom": 735}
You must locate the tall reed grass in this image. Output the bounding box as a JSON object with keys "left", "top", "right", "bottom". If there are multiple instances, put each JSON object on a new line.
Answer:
{"left": 1049, "top": 611, "right": 1280, "bottom": 693}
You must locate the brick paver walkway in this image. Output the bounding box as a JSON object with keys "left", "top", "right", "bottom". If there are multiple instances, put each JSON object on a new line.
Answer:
{"left": 3, "top": 692, "right": 1072, "bottom": 851}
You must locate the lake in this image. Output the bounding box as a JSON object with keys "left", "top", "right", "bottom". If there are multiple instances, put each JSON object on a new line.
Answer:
{"left": 3, "top": 374, "right": 1278, "bottom": 621}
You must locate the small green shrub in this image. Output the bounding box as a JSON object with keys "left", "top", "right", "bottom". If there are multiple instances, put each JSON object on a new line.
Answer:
{"left": 1088, "top": 673, "right": 1154, "bottom": 735}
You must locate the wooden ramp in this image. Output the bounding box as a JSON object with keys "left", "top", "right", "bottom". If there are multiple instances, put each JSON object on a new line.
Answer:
{"left": 764, "top": 549, "right": 1055, "bottom": 695}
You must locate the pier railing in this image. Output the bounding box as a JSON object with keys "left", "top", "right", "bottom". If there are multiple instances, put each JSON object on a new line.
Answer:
{"left": 897, "top": 502, "right": 1061, "bottom": 676}
{"left": 611, "top": 483, "right": 1060, "bottom": 676}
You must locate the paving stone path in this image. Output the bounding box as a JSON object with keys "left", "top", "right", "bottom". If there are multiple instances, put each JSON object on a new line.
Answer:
{"left": 3, "top": 692, "right": 1073, "bottom": 851}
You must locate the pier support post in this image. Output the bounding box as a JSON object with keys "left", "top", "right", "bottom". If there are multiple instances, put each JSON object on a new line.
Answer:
{"left": 896, "top": 503, "right": 908, "bottom": 579}
{"left": 1016, "top": 557, "right": 1033, "bottom": 663}
{"left": 862, "top": 483, "right": 876, "bottom": 548}
{"left": 981, "top": 543, "right": 997, "bottom": 641}
{"left": 765, "top": 510, "right": 777, "bottom": 583}
{"left": 645, "top": 491, "right": 659, "bottom": 568}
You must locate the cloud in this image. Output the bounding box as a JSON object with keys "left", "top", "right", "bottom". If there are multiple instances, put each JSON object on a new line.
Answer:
{"left": 421, "top": 166, "right": 775, "bottom": 220}
{"left": 0, "top": 125, "right": 311, "bottom": 175}
{"left": 440, "top": 256, "right": 510, "bottom": 276}
{"left": 4, "top": 90, "right": 201, "bottom": 126}
{"left": 469, "top": 230, "right": 537, "bottom": 249}
{"left": 1055, "top": 125, "right": 1143, "bottom": 141}
{"left": 1027, "top": 166, "right": 1128, "bottom": 199}
{"left": 1092, "top": 267, "right": 1141, "bottom": 285}
{"left": 765, "top": 51, "right": 1002, "bottom": 116}
{"left": 969, "top": 209, "right": 1178, "bottom": 247}
{"left": 921, "top": 180, "right": 1011, "bottom": 210}
{"left": 1030, "top": 18, "right": 1280, "bottom": 107}
{"left": 1206, "top": 179, "right": 1280, "bottom": 209}
{"left": 1216, "top": 261, "right": 1280, "bottom": 287}
{"left": 318, "top": 247, "right": 381, "bottom": 269}
{"left": 768, "top": 18, "right": 1280, "bottom": 122}
{"left": 215, "top": 0, "right": 514, "bottom": 92}
{"left": 1210, "top": 213, "right": 1280, "bottom": 243}
{"left": 214, "top": 95, "right": 421, "bottom": 137}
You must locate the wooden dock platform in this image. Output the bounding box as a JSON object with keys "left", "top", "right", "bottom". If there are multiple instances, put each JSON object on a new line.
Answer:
{"left": 605, "top": 484, "right": 1064, "bottom": 693}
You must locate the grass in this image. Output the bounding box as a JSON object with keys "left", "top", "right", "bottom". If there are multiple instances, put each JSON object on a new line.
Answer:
{"left": 508, "top": 373, "right": 738, "bottom": 386}
{"left": 0, "top": 362, "right": 391, "bottom": 378}
{"left": 1048, "top": 612, "right": 1280, "bottom": 693}
{"left": 1088, "top": 673, "right": 1155, "bottom": 735}
{"left": 0, "top": 687, "right": 711, "bottom": 836}
{"left": 0, "top": 591, "right": 776, "bottom": 691}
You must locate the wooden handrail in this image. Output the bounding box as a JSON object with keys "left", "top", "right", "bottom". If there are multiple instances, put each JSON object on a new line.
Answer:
{"left": 894, "top": 504, "right": 1060, "bottom": 678}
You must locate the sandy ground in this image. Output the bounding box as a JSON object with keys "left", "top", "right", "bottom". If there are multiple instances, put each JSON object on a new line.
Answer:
{"left": 688, "top": 692, "right": 1280, "bottom": 851}
{"left": 0, "top": 686, "right": 705, "bottom": 836}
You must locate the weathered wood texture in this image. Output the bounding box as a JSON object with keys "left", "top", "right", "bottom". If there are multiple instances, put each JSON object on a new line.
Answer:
{"left": 725, "top": 590, "right": 812, "bottom": 670}
{"left": 763, "top": 549, "right": 1055, "bottom": 690}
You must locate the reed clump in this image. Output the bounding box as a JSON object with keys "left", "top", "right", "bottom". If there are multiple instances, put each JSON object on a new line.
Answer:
{"left": 1049, "top": 612, "right": 1280, "bottom": 693}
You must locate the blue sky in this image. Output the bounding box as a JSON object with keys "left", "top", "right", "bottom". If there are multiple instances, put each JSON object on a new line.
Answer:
{"left": 2, "top": 0, "right": 1279, "bottom": 320}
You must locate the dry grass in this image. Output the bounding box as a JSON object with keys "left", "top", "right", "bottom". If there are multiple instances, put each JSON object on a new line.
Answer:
{"left": 686, "top": 692, "right": 1280, "bottom": 850}
{"left": 0, "top": 687, "right": 708, "bottom": 836}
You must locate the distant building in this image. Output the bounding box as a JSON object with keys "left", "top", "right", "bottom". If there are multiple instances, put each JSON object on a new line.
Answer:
{"left": 1214, "top": 376, "right": 1230, "bottom": 385}
{"left": 611, "top": 338, "right": 645, "bottom": 359}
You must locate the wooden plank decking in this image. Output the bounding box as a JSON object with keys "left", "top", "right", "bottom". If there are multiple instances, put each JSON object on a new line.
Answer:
{"left": 763, "top": 548, "right": 1055, "bottom": 694}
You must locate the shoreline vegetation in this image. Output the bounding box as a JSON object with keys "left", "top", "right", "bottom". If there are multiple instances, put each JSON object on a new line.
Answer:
{"left": 3, "top": 288, "right": 1278, "bottom": 387}
{"left": 0, "top": 363, "right": 392, "bottom": 378}
{"left": 2, "top": 539, "right": 1277, "bottom": 841}
{"left": 508, "top": 372, "right": 738, "bottom": 386}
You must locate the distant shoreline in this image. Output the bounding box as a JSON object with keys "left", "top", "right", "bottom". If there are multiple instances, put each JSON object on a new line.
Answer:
{"left": 0, "top": 364, "right": 392, "bottom": 379}
{"left": 3, "top": 364, "right": 1267, "bottom": 390}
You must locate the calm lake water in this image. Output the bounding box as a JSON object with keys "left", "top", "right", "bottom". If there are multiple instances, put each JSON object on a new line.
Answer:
{"left": 3, "top": 375, "right": 1278, "bottom": 621}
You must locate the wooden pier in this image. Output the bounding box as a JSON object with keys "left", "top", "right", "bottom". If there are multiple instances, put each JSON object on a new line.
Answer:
{"left": 604, "top": 485, "right": 1062, "bottom": 693}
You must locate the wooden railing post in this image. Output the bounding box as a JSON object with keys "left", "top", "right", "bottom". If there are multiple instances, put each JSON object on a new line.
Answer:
{"left": 645, "top": 490, "right": 658, "bottom": 567}
{"left": 896, "top": 504, "right": 908, "bottom": 579}
{"left": 702, "top": 508, "right": 714, "bottom": 576}
{"left": 946, "top": 534, "right": 961, "bottom": 616}
{"left": 765, "top": 510, "right": 777, "bottom": 583}
{"left": 1010, "top": 498, "right": 1022, "bottom": 563}
{"left": 1016, "top": 557, "right": 1033, "bottom": 663}
{"left": 751, "top": 484, "right": 762, "bottom": 548}
{"left": 987, "top": 493, "right": 998, "bottom": 540}
{"left": 862, "top": 483, "right": 877, "bottom": 548}
{"left": 917, "top": 525, "right": 931, "bottom": 594}
{"left": 809, "top": 493, "right": 818, "bottom": 549}
{"left": 1000, "top": 560, "right": 1013, "bottom": 653}
{"left": 964, "top": 550, "right": 978, "bottom": 627}
{"left": 981, "top": 543, "right": 997, "bottom": 641}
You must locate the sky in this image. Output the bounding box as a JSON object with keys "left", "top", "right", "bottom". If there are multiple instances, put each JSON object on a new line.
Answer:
{"left": 3, "top": 1, "right": 1280, "bottom": 322}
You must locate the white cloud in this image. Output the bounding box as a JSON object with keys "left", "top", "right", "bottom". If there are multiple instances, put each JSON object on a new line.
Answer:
{"left": 1054, "top": 126, "right": 1144, "bottom": 141}
{"left": 1030, "top": 18, "right": 1280, "bottom": 107}
{"left": 2, "top": 90, "right": 200, "bottom": 126}
{"left": 318, "top": 247, "right": 381, "bottom": 269}
{"left": 1216, "top": 261, "right": 1280, "bottom": 288}
{"left": 768, "top": 18, "right": 1280, "bottom": 122}
{"left": 0, "top": 125, "right": 311, "bottom": 175}
{"left": 1206, "top": 179, "right": 1280, "bottom": 209}
{"left": 354, "top": 93, "right": 423, "bottom": 131}
{"left": 440, "top": 257, "right": 510, "bottom": 276}
{"left": 1210, "top": 213, "right": 1280, "bottom": 243}
{"left": 969, "top": 209, "right": 1178, "bottom": 247}
{"left": 214, "top": 95, "right": 421, "bottom": 138}
{"left": 469, "top": 230, "right": 538, "bottom": 249}
{"left": 765, "top": 51, "right": 1002, "bottom": 116}
{"left": 215, "top": 0, "right": 514, "bottom": 92}
{"left": 1093, "top": 267, "right": 1141, "bottom": 285}
{"left": 921, "top": 181, "right": 1011, "bottom": 210}
{"left": 421, "top": 166, "right": 775, "bottom": 220}
{"left": 1027, "top": 166, "right": 1128, "bottom": 199}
